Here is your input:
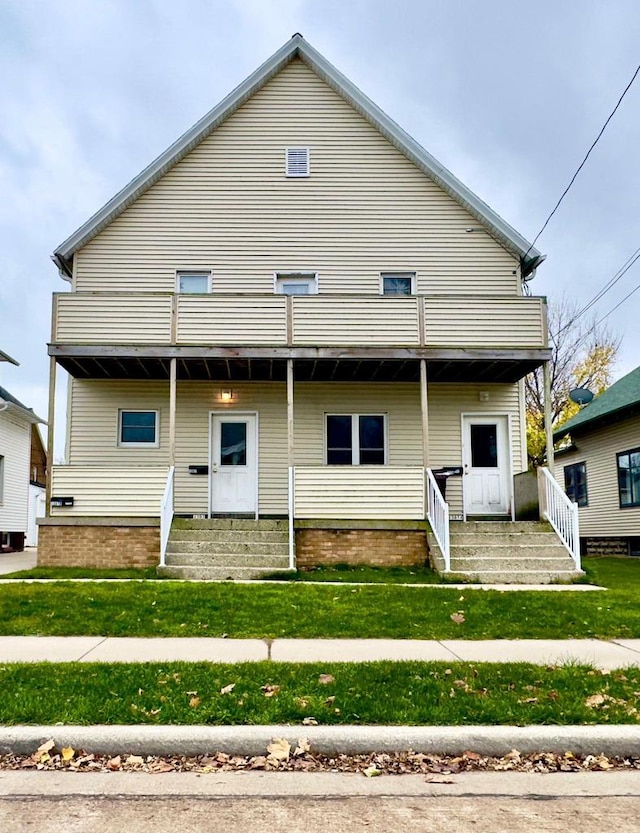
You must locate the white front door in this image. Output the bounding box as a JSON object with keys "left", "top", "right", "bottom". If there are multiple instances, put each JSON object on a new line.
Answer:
{"left": 210, "top": 414, "right": 257, "bottom": 515}
{"left": 462, "top": 415, "right": 511, "bottom": 516}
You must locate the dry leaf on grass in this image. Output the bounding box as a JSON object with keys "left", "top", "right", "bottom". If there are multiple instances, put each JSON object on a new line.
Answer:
{"left": 585, "top": 693, "right": 606, "bottom": 708}
{"left": 318, "top": 674, "right": 335, "bottom": 685}
{"left": 220, "top": 683, "right": 236, "bottom": 695}
{"left": 189, "top": 696, "right": 201, "bottom": 708}
{"left": 262, "top": 684, "right": 281, "bottom": 698}
{"left": 450, "top": 613, "right": 465, "bottom": 624}
{"left": 302, "top": 716, "right": 318, "bottom": 726}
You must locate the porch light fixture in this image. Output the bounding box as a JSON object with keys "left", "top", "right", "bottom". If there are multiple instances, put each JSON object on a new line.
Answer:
{"left": 220, "top": 389, "right": 233, "bottom": 402}
{"left": 478, "top": 391, "right": 490, "bottom": 402}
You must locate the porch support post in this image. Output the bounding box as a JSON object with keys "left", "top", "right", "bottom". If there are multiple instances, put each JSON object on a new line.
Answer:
{"left": 420, "top": 359, "right": 429, "bottom": 467}
{"left": 168, "top": 358, "right": 177, "bottom": 467}
{"left": 287, "top": 359, "right": 294, "bottom": 467}
{"left": 543, "top": 359, "right": 554, "bottom": 476}
{"left": 45, "top": 357, "right": 57, "bottom": 517}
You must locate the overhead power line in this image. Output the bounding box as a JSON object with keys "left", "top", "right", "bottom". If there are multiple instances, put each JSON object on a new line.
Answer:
{"left": 523, "top": 60, "right": 640, "bottom": 261}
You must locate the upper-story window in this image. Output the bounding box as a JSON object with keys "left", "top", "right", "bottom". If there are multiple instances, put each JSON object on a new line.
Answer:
{"left": 618, "top": 448, "right": 640, "bottom": 508}
{"left": 381, "top": 272, "right": 416, "bottom": 296}
{"left": 177, "top": 271, "right": 211, "bottom": 293}
{"left": 563, "top": 461, "right": 588, "bottom": 507}
{"left": 285, "top": 147, "right": 310, "bottom": 177}
{"left": 275, "top": 273, "right": 317, "bottom": 295}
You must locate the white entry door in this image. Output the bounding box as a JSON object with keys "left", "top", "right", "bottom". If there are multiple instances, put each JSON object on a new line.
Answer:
{"left": 462, "top": 415, "right": 511, "bottom": 516}
{"left": 210, "top": 414, "right": 257, "bottom": 515}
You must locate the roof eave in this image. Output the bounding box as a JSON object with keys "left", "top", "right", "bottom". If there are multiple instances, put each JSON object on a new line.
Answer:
{"left": 52, "top": 33, "right": 542, "bottom": 274}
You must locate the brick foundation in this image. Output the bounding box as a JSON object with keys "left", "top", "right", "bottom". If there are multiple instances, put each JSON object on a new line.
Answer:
{"left": 295, "top": 527, "right": 428, "bottom": 568}
{"left": 583, "top": 537, "right": 630, "bottom": 557}
{"left": 37, "top": 520, "right": 160, "bottom": 568}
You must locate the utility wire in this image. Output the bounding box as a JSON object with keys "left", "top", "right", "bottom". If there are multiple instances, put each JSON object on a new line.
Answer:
{"left": 523, "top": 60, "right": 640, "bottom": 261}
{"left": 572, "top": 279, "right": 640, "bottom": 353}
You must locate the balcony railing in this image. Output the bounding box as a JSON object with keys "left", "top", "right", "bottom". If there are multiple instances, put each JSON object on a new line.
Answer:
{"left": 53, "top": 292, "right": 548, "bottom": 350}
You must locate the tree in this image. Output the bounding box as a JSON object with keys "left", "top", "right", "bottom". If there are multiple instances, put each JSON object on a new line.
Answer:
{"left": 525, "top": 296, "right": 620, "bottom": 467}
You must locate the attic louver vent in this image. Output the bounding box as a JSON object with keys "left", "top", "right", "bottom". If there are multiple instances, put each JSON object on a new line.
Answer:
{"left": 285, "top": 147, "right": 310, "bottom": 177}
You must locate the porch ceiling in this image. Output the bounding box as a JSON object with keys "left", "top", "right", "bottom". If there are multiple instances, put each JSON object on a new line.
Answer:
{"left": 54, "top": 351, "right": 547, "bottom": 384}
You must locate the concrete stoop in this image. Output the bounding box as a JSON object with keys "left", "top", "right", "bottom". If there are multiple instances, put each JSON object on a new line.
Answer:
{"left": 158, "top": 518, "right": 292, "bottom": 580}
{"left": 428, "top": 521, "right": 583, "bottom": 585}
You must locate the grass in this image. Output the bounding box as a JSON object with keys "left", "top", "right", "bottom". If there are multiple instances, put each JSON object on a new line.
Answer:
{"left": 1, "top": 660, "right": 638, "bottom": 726}
{"left": 1, "top": 567, "right": 158, "bottom": 580}
{"left": 0, "top": 557, "right": 637, "bottom": 640}
{"left": 265, "top": 564, "right": 446, "bottom": 584}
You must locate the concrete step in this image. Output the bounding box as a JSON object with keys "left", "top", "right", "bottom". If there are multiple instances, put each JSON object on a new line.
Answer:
{"left": 157, "top": 565, "right": 294, "bottom": 581}
{"left": 449, "top": 556, "right": 577, "bottom": 572}
{"left": 448, "top": 532, "right": 561, "bottom": 546}
{"left": 449, "top": 521, "right": 552, "bottom": 533}
{"left": 448, "top": 569, "right": 584, "bottom": 585}
{"left": 165, "top": 552, "right": 291, "bottom": 568}
{"left": 169, "top": 529, "right": 289, "bottom": 544}
{"left": 166, "top": 540, "right": 289, "bottom": 556}
{"left": 172, "top": 518, "right": 288, "bottom": 531}
{"left": 449, "top": 544, "right": 568, "bottom": 559}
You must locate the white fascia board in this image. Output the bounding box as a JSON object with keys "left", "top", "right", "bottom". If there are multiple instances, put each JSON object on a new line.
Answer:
{"left": 53, "top": 34, "right": 542, "bottom": 276}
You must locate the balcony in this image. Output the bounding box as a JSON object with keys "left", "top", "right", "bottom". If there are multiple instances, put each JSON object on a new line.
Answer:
{"left": 52, "top": 292, "right": 548, "bottom": 350}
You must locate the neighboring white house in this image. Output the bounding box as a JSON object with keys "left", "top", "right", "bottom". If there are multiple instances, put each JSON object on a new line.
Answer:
{"left": 0, "top": 353, "right": 46, "bottom": 551}
{"left": 41, "top": 35, "right": 579, "bottom": 582}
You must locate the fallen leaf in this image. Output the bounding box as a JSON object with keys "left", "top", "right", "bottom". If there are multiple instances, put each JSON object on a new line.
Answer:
{"left": 220, "top": 683, "right": 236, "bottom": 695}
{"left": 302, "top": 716, "right": 318, "bottom": 726}
{"left": 61, "top": 747, "right": 75, "bottom": 763}
{"left": 363, "top": 766, "right": 381, "bottom": 777}
{"left": 585, "top": 694, "right": 606, "bottom": 708}
{"left": 107, "top": 756, "right": 122, "bottom": 771}
{"left": 126, "top": 755, "right": 145, "bottom": 768}
{"left": 266, "top": 738, "right": 291, "bottom": 761}
{"left": 425, "top": 775, "right": 455, "bottom": 783}
{"left": 294, "top": 737, "right": 311, "bottom": 755}
{"left": 189, "top": 696, "right": 201, "bottom": 708}
{"left": 318, "top": 674, "right": 335, "bottom": 685}
{"left": 450, "top": 613, "right": 465, "bottom": 624}
{"left": 262, "top": 684, "right": 281, "bottom": 698}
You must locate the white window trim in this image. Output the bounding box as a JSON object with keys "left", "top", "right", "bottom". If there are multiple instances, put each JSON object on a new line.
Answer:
{"left": 285, "top": 146, "right": 310, "bottom": 177}
{"left": 274, "top": 272, "right": 318, "bottom": 294}
{"left": 176, "top": 271, "right": 212, "bottom": 293}
{"left": 325, "top": 413, "right": 388, "bottom": 466}
{"left": 118, "top": 409, "right": 160, "bottom": 448}
{"left": 0, "top": 455, "right": 4, "bottom": 505}
{"left": 379, "top": 272, "right": 417, "bottom": 296}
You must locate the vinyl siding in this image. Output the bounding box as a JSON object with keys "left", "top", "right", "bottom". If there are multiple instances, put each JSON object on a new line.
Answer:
{"left": 424, "top": 297, "right": 546, "bottom": 347}
{"left": 74, "top": 59, "right": 520, "bottom": 296}
{"left": 50, "top": 466, "right": 167, "bottom": 516}
{"left": 65, "top": 379, "right": 523, "bottom": 519}
{"left": 177, "top": 295, "right": 287, "bottom": 345}
{"left": 0, "top": 411, "right": 30, "bottom": 531}
{"left": 56, "top": 294, "right": 172, "bottom": 343}
{"left": 558, "top": 415, "right": 640, "bottom": 537}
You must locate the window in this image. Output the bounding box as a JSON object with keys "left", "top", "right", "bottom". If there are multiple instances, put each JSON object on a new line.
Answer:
{"left": 617, "top": 448, "right": 640, "bottom": 508}
{"left": 177, "top": 272, "right": 210, "bottom": 293}
{"left": 326, "top": 414, "right": 386, "bottom": 465}
{"left": 275, "top": 273, "right": 317, "bottom": 295}
{"left": 119, "top": 411, "right": 158, "bottom": 446}
{"left": 564, "top": 461, "right": 588, "bottom": 507}
{"left": 381, "top": 273, "right": 415, "bottom": 296}
{"left": 285, "top": 147, "right": 310, "bottom": 177}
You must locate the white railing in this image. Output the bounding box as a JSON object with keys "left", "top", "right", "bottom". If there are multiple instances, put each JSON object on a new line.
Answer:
{"left": 288, "top": 466, "right": 295, "bottom": 571}
{"left": 160, "top": 466, "right": 175, "bottom": 567}
{"left": 426, "top": 468, "right": 450, "bottom": 571}
{"left": 537, "top": 466, "right": 580, "bottom": 569}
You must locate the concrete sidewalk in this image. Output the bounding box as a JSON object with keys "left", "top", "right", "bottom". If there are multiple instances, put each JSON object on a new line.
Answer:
{"left": 2, "top": 636, "right": 640, "bottom": 670}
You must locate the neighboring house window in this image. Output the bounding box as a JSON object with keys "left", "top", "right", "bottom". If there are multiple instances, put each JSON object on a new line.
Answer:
{"left": 177, "top": 272, "right": 211, "bottom": 293}
{"left": 285, "top": 147, "right": 310, "bottom": 177}
{"left": 381, "top": 273, "right": 416, "bottom": 295}
{"left": 326, "top": 414, "right": 386, "bottom": 465}
{"left": 0, "top": 455, "right": 4, "bottom": 503}
{"left": 563, "top": 462, "right": 588, "bottom": 507}
{"left": 617, "top": 448, "right": 640, "bottom": 508}
{"left": 275, "top": 273, "right": 317, "bottom": 295}
{"left": 119, "top": 411, "right": 159, "bottom": 447}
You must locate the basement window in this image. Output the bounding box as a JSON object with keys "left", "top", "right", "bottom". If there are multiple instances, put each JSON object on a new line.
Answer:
{"left": 285, "top": 147, "right": 310, "bottom": 177}
{"left": 119, "top": 410, "right": 159, "bottom": 447}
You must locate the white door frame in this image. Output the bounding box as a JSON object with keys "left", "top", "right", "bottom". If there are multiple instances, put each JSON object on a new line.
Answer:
{"left": 460, "top": 412, "right": 514, "bottom": 521}
{"left": 208, "top": 411, "right": 259, "bottom": 519}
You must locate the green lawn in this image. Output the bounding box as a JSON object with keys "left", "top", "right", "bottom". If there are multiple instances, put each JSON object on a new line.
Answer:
{"left": 1, "top": 660, "right": 637, "bottom": 726}
{"left": 0, "top": 557, "right": 636, "bottom": 640}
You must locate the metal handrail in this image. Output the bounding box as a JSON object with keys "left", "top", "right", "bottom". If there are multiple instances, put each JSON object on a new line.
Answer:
{"left": 426, "top": 468, "right": 450, "bottom": 571}
{"left": 538, "top": 466, "right": 580, "bottom": 569}
{"left": 160, "top": 466, "right": 175, "bottom": 567}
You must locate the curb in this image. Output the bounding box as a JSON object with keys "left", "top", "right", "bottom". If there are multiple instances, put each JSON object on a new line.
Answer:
{"left": 2, "top": 725, "right": 640, "bottom": 758}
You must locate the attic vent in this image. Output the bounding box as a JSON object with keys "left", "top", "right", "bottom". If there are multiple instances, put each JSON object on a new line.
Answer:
{"left": 285, "top": 147, "right": 310, "bottom": 177}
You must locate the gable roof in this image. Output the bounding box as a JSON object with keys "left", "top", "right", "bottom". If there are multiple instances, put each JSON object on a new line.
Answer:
{"left": 554, "top": 366, "right": 640, "bottom": 440}
{"left": 0, "top": 385, "right": 45, "bottom": 425}
{"left": 52, "top": 34, "right": 543, "bottom": 281}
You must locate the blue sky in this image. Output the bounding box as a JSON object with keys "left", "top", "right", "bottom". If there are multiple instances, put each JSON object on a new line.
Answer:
{"left": 1, "top": 0, "right": 639, "bottom": 457}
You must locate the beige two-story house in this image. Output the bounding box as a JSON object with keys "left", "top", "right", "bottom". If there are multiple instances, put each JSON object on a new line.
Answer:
{"left": 40, "top": 35, "right": 581, "bottom": 582}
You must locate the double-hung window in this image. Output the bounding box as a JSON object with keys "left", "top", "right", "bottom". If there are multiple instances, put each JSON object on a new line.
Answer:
{"left": 617, "top": 448, "right": 640, "bottom": 508}
{"left": 326, "top": 414, "right": 386, "bottom": 465}
{"left": 563, "top": 462, "right": 588, "bottom": 507}
{"left": 119, "top": 410, "right": 159, "bottom": 447}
